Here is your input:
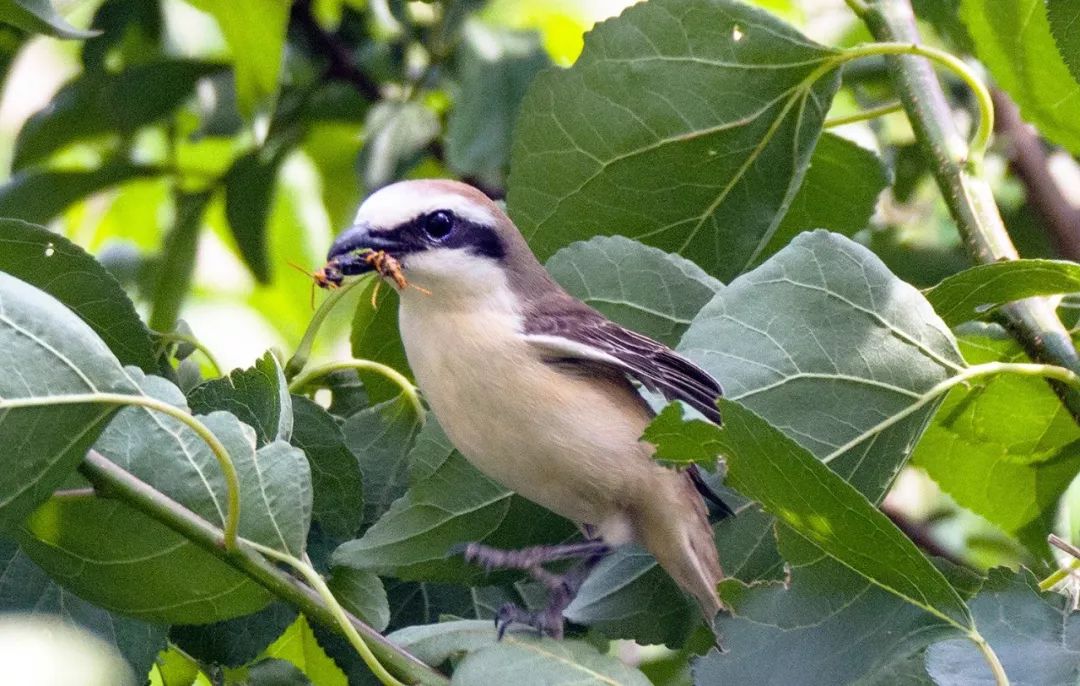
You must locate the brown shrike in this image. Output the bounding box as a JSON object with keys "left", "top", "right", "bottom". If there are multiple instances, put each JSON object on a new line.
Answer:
{"left": 327, "top": 179, "right": 727, "bottom": 638}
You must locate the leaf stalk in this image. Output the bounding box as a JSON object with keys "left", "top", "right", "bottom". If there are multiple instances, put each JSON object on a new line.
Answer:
{"left": 288, "top": 359, "right": 424, "bottom": 419}
{"left": 285, "top": 274, "right": 371, "bottom": 380}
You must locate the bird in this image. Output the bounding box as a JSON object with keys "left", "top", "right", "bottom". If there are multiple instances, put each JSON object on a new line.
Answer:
{"left": 327, "top": 179, "right": 729, "bottom": 638}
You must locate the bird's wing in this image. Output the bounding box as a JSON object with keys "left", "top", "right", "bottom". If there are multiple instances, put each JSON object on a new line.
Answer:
{"left": 522, "top": 307, "right": 724, "bottom": 425}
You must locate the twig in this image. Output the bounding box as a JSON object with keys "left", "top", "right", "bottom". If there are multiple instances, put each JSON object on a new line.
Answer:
{"left": 290, "top": 0, "right": 381, "bottom": 101}
{"left": 78, "top": 450, "right": 449, "bottom": 685}
{"left": 991, "top": 89, "right": 1080, "bottom": 261}
{"left": 861, "top": 0, "right": 1080, "bottom": 426}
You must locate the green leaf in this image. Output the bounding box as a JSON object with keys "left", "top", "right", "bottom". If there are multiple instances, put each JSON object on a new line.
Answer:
{"left": 342, "top": 394, "right": 421, "bottom": 527}
{"left": 647, "top": 399, "right": 975, "bottom": 629}
{"left": 19, "top": 493, "right": 272, "bottom": 624}
{"left": 148, "top": 191, "right": 212, "bottom": 333}
{"left": 359, "top": 100, "right": 440, "bottom": 191}
{"left": 0, "top": 218, "right": 157, "bottom": 371}
{"left": 698, "top": 529, "right": 970, "bottom": 685}
{"left": 679, "top": 231, "right": 963, "bottom": 499}
{"left": 446, "top": 21, "right": 550, "bottom": 186}
{"left": 0, "top": 0, "right": 96, "bottom": 39}
{"left": 13, "top": 60, "right": 220, "bottom": 170}
{"left": 0, "top": 537, "right": 168, "bottom": 678}
{"left": 291, "top": 395, "right": 363, "bottom": 539}
{"left": 0, "top": 163, "right": 150, "bottom": 225}
{"left": 1048, "top": 0, "right": 1080, "bottom": 87}
{"left": 925, "top": 259, "right": 1080, "bottom": 326}
{"left": 506, "top": 0, "right": 841, "bottom": 279}
{"left": 0, "top": 272, "right": 138, "bottom": 531}
{"left": 224, "top": 149, "right": 282, "bottom": 284}
{"left": 545, "top": 235, "right": 722, "bottom": 347}
{"left": 755, "top": 132, "right": 888, "bottom": 264}
{"left": 389, "top": 620, "right": 651, "bottom": 685}
{"left": 170, "top": 603, "right": 299, "bottom": 668}
{"left": 183, "top": 0, "right": 289, "bottom": 116}
{"left": 645, "top": 402, "right": 724, "bottom": 470}
{"left": 912, "top": 326, "right": 1080, "bottom": 557}
{"left": 350, "top": 282, "right": 412, "bottom": 404}
{"left": 961, "top": 0, "right": 1080, "bottom": 154}
{"left": 327, "top": 566, "right": 390, "bottom": 631}
{"left": 188, "top": 352, "right": 293, "bottom": 446}
{"left": 263, "top": 615, "right": 348, "bottom": 686}
{"left": 244, "top": 659, "right": 314, "bottom": 685}
{"left": 925, "top": 568, "right": 1079, "bottom": 685}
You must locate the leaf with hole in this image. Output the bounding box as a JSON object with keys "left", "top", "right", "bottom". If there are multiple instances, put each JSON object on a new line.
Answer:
{"left": 507, "top": 0, "right": 841, "bottom": 279}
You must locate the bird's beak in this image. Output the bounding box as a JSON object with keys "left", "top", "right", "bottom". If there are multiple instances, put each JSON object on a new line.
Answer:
{"left": 326, "top": 222, "right": 404, "bottom": 277}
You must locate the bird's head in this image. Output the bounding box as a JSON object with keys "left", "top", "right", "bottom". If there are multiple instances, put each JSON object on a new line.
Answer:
{"left": 326, "top": 180, "right": 547, "bottom": 300}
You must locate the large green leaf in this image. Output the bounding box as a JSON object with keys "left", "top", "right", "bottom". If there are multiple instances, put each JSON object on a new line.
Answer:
{"left": 291, "top": 395, "right": 363, "bottom": 539}
{"left": 0, "top": 538, "right": 167, "bottom": 678}
{"left": 342, "top": 394, "right": 421, "bottom": 527}
{"left": 912, "top": 326, "right": 1080, "bottom": 557}
{"left": 388, "top": 620, "right": 651, "bottom": 685}
{"left": 925, "top": 568, "right": 1080, "bottom": 685}
{"left": 545, "top": 235, "right": 722, "bottom": 347}
{"left": 507, "top": 0, "right": 841, "bottom": 279}
{"left": 0, "top": 219, "right": 157, "bottom": 371}
{"left": 1048, "top": 0, "right": 1080, "bottom": 87}
{"left": 680, "top": 230, "right": 963, "bottom": 498}
{"left": 925, "top": 259, "right": 1080, "bottom": 327}
{"left": 20, "top": 493, "right": 271, "bottom": 624}
{"left": 0, "top": 272, "right": 137, "bottom": 531}
{"left": 13, "top": 60, "right": 219, "bottom": 170}
{"left": 446, "top": 21, "right": 550, "bottom": 186}
{"left": 350, "top": 283, "right": 411, "bottom": 404}
{"left": 645, "top": 400, "right": 974, "bottom": 626}
{"left": 183, "top": 0, "right": 288, "bottom": 116}
{"left": 188, "top": 352, "right": 292, "bottom": 446}
{"left": 699, "top": 530, "right": 975, "bottom": 685}
{"left": 756, "top": 132, "right": 888, "bottom": 263}
{"left": 0, "top": 163, "right": 150, "bottom": 225}
{"left": 327, "top": 566, "right": 390, "bottom": 632}
{"left": 0, "top": 0, "right": 96, "bottom": 39}
{"left": 961, "top": 0, "right": 1080, "bottom": 154}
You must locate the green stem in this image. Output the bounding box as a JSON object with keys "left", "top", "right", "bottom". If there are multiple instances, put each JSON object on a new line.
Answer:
{"left": 1, "top": 393, "right": 241, "bottom": 549}
{"left": 1040, "top": 534, "right": 1080, "bottom": 590}
{"left": 288, "top": 360, "right": 424, "bottom": 419}
{"left": 285, "top": 275, "right": 371, "bottom": 380}
{"left": 970, "top": 631, "right": 1010, "bottom": 686}
{"left": 860, "top": 0, "right": 1080, "bottom": 426}
{"left": 824, "top": 101, "right": 903, "bottom": 128}
{"left": 78, "top": 451, "right": 449, "bottom": 686}
{"left": 247, "top": 540, "right": 406, "bottom": 686}
{"left": 155, "top": 331, "right": 224, "bottom": 377}
{"left": 823, "top": 362, "right": 1080, "bottom": 464}
{"left": 825, "top": 41, "right": 994, "bottom": 167}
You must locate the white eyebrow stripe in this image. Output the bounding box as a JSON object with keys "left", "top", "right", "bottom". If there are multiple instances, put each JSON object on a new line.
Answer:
{"left": 353, "top": 187, "right": 496, "bottom": 229}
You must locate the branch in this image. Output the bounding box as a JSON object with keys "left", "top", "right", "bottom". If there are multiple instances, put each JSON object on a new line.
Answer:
{"left": 991, "top": 89, "right": 1080, "bottom": 261}
{"left": 78, "top": 450, "right": 449, "bottom": 686}
{"left": 861, "top": 0, "right": 1080, "bottom": 426}
{"left": 290, "top": 0, "right": 381, "bottom": 101}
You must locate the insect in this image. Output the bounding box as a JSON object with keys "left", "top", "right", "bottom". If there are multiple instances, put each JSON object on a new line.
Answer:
{"left": 291, "top": 249, "right": 428, "bottom": 309}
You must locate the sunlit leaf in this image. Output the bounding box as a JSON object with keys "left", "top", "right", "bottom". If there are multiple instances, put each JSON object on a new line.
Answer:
{"left": 0, "top": 0, "right": 96, "bottom": 39}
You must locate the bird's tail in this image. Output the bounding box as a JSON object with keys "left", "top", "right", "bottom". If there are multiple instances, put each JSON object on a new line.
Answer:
{"left": 636, "top": 474, "right": 724, "bottom": 620}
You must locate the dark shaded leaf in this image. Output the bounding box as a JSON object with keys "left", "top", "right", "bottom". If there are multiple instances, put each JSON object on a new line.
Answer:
{"left": 292, "top": 395, "right": 363, "bottom": 539}
{"left": 925, "top": 568, "right": 1080, "bottom": 686}
{"left": 81, "top": 0, "right": 163, "bottom": 72}
{"left": 0, "top": 538, "right": 167, "bottom": 678}
{"left": 0, "top": 218, "right": 157, "bottom": 371}
{"left": 188, "top": 352, "right": 293, "bottom": 446}
{"left": 170, "top": 603, "right": 298, "bottom": 668}
{"left": 350, "top": 281, "right": 411, "bottom": 404}
{"left": 545, "top": 235, "right": 722, "bottom": 347}
{"left": 147, "top": 191, "right": 211, "bottom": 333}
{"left": 246, "top": 659, "right": 313, "bottom": 685}
{"left": 507, "top": 0, "right": 841, "bottom": 279}
{"left": 327, "top": 566, "right": 389, "bottom": 631}
{"left": 13, "top": 60, "right": 219, "bottom": 169}
{"left": 0, "top": 0, "right": 96, "bottom": 39}
{"left": 0, "top": 272, "right": 137, "bottom": 531}
{"left": 224, "top": 149, "right": 282, "bottom": 284}
{"left": 925, "top": 259, "right": 1080, "bottom": 326}
{"left": 0, "top": 162, "right": 150, "bottom": 225}
{"left": 342, "top": 395, "right": 421, "bottom": 527}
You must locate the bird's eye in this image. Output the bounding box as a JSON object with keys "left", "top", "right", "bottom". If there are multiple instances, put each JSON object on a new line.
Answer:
{"left": 422, "top": 210, "right": 455, "bottom": 240}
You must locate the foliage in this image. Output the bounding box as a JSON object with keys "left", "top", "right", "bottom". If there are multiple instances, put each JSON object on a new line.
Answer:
{"left": 3, "top": 0, "right": 1080, "bottom": 684}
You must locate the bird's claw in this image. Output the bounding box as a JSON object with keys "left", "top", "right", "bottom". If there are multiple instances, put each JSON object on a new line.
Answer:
{"left": 495, "top": 602, "right": 564, "bottom": 640}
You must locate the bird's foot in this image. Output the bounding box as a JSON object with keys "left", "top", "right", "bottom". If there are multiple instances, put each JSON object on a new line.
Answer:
{"left": 495, "top": 602, "right": 567, "bottom": 640}
{"left": 458, "top": 541, "right": 609, "bottom": 573}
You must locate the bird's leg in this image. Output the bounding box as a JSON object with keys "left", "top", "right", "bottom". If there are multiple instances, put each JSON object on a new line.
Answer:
{"left": 458, "top": 541, "right": 610, "bottom": 639}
